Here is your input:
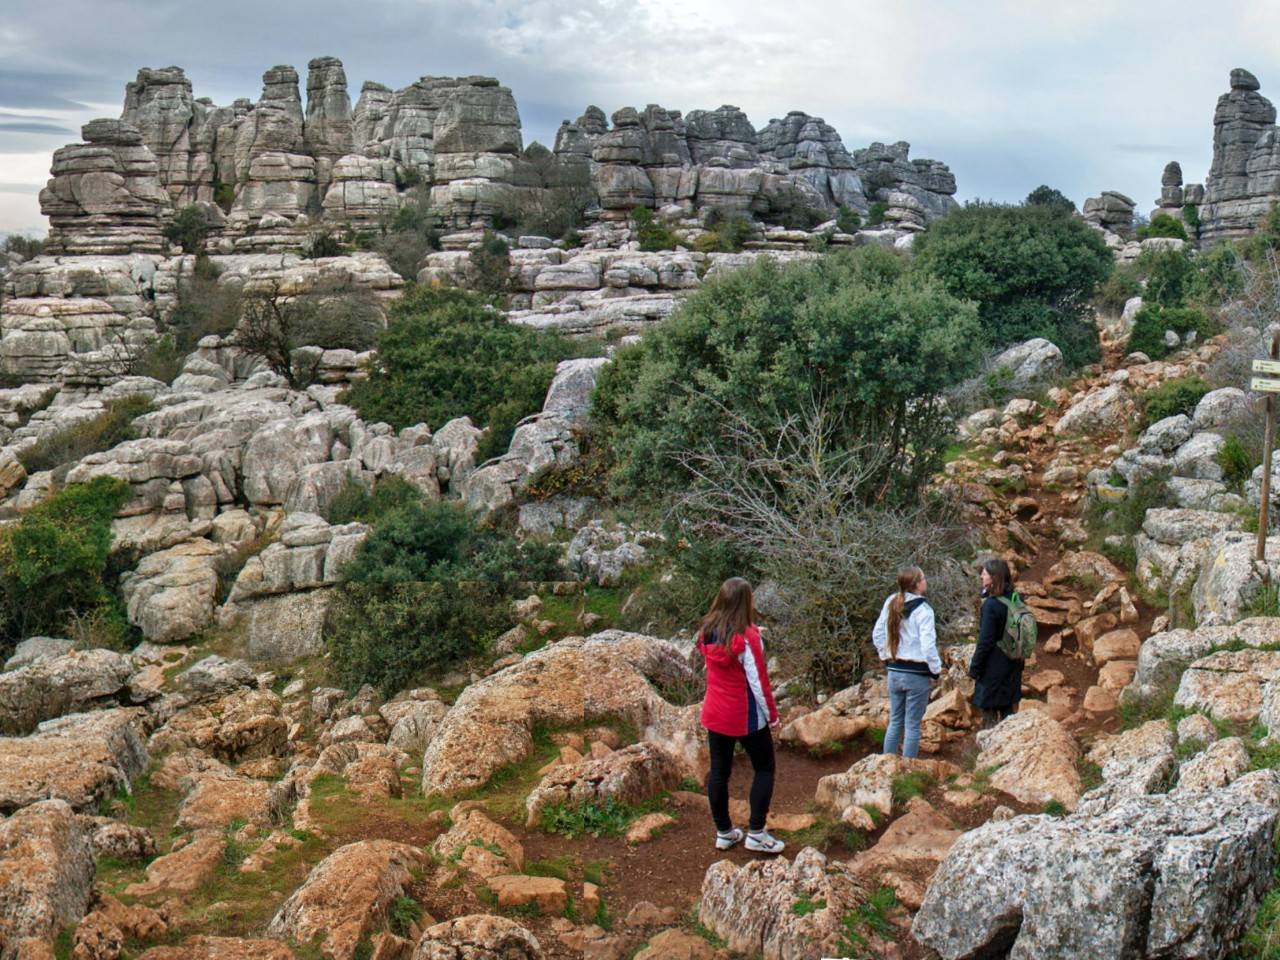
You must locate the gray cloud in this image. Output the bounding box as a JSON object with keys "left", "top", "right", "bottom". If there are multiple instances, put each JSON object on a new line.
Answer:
{"left": 0, "top": 0, "right": 1276, "bottom": 231}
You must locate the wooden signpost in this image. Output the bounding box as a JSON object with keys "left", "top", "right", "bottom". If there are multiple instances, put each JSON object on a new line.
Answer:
{"left": 1255, "top": 338, "right": 1280, "bottom": 560}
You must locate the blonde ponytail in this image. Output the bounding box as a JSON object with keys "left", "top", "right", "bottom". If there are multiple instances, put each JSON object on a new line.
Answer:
{"left": 887, "top": 566, "right": 924, "bottom": 659}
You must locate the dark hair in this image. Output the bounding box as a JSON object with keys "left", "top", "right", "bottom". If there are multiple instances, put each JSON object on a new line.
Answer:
{"left": 699, "top": 577, "right": 755, "bottom": 647}
{"left": 886, "top": 566, "right": 924, "bottom": 659}
{"left": 983, "top": 557, "right": 1012, "bottom": 597}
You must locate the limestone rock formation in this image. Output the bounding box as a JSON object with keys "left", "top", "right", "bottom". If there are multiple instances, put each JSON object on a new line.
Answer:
{"left": 699, "top": 846, "right": 867, "bottom": 959}
{"left": 412, "top": 914, "right": 542, "bottom": 959}
{"left": 1082, "top": 190, "right": 1136, "bottom": 237}
{"left": 913, "top": 770, "right": 1280, "bottom": 960}
{"left": 0, "top": 800, "right": 95, "bottom": 957}
{"left": 39, "top": 120, "right": 174, "bottom": 256}
{"left": 267, "top": 839, "right": 429, "bottom": 958}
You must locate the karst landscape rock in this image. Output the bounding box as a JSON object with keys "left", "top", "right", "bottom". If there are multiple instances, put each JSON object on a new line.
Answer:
{"left": 4, "top": 21, "right": 1280, "bottom": 960}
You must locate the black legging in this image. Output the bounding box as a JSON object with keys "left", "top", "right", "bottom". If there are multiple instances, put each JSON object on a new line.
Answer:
{"left": 706, "top": 727, "right": 776, "bottom": 832}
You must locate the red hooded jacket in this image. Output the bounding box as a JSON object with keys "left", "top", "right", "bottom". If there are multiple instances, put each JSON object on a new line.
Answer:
{"left": 698, "top": 625, "right": 779, "bottom": 737}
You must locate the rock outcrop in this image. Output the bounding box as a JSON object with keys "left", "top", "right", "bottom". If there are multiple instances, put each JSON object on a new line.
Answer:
{"left": 913, "top": 770, "right": 1280, "bottom": 960}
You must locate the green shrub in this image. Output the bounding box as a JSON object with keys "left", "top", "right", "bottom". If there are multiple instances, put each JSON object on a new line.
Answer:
{"left": 18, "top": 395, "right": 154, "bottom": 474}
{"left": 781, "top": 204, "right": 825, "bottom": 231}
{"left": 1143, "top": 376, "right": 1211, "bottom": 424}
{"left": 1094, "top": 263, "right": 1143, "bottom": 315}
{"left": 631, "top": 207, "right": 679, "bottom": 252}
{"left": 1137, "top": 212, "right": 1189, "bottom": 241}
{"left": 469, "top": 230, "right": 511, "bottom": 298}
{"left": 1183, "top": 203, "right": 1201, "bottom": 232}
{"left": 301, "top": 228, "right": 346, "bottom": 259}
{"left": 163, "top": 205, "right": 212, "bottom": 254}
{"left": 1187, "top": 240, "right": 1246, "bottom": 306}
{"left": 212, "top": 181, "right": 237, "bottom": 212}
{"left": 1025, "top": 184, "right": 1076, "bottom": 213}
{"left": 539, "top": 798, "right": 652, "bottom": 838}
{"left": 1128, "top": 305, "right": 1217, "bottom": 359}
{"left": 389, "top": 896, "right": 423, "bottom": 938}
{"left": 325, "top": 498, "right": 562, "bottom": 692}
{"left": 344, "top": 286, "right": 583, "bottom": 459}
{"left": 0, "top": 476, "right": 130, "bottom": 650}
{"left": 836, "top": 206, "right": 862, "bottom": 233}
{"left": 866, "top": 201, "right": 888, "bottom": 226}
{"left": 1220, "top": 434, "right": 1260, "bottom": 489}
{"left": 1136, "top": 247, "right": 1196, "bottom": 307}
{"left": 913, "top": 201, "right": 1113, "bottom": 367}
{"left": 325, "top": 475, "right": 420, "bottom": 526}
{"left": 373, "top": 187, "right": 441, "bottom": 280}
{"left": 592, "top": 245, "right": 982, "bottom": 499}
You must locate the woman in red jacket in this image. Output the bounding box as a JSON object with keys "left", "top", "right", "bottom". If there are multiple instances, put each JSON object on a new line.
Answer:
{"left": 697, "top": 577, "right": 784, "bottom": 855}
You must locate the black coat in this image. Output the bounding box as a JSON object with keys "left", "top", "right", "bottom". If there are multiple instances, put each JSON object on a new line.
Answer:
{"left": 970, "top": 591, "right": 1024, "bottom": 710}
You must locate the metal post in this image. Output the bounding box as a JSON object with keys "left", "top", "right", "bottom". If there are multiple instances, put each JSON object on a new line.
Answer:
{"left": 1258, "top": 331, "right": 1280, "bottom": 561}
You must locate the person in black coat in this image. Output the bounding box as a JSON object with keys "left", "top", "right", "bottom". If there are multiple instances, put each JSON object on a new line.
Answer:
{"left": 969, "top": 557, "right": 1023, "bottom": 728}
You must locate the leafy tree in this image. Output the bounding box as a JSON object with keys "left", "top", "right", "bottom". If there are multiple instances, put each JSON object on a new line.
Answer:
{"left": 1025, "top": 185, "right": 1076, "bottom": 213}
{"left": 343, "top": 286, "right": 581, "bottom": 460}
{"left": 593, "top": 245, "right": 983, "bottom": 500}
{"left": 0, "top": 476, "right": 130, "bottom": 650}
{"left": 163, "top": 205, "right": 213, "bottom": 254}
{"left": 912, "top": 202, "right": 1113, "bottom": 365}
{"left": 1136, "top": 247, "right": 1196, "bottom": 307}
{"left": 234, "top": 279, "right": 382, "bottom": 388}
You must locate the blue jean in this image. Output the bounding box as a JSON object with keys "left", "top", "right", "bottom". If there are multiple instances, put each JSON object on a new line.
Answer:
{"left": 883, "top": 670, "right": 931, "bottom": 758}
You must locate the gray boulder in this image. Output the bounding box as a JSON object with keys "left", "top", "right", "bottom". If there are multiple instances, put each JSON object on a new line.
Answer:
{"left": 179, "top": 655, "right": 256, "bottom": 699}
{"left": 4, "top": 637, "right": 74, "bottom": 671}
{"left": 913, "top": 771, "right": 1280, "bottom": 960}
{"left": 1194, "top": 387, "right": 1253, "bottom": 431}
{"left": 0, "top": 649, "right": 135, "bottom": 735}
{"left": 991, "top": 338, "right": 1064, "bottom": 391}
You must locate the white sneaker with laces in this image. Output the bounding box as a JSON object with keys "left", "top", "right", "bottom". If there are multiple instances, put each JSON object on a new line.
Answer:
{"left": 745, "top": 829, "right": 785, "bottom": 854}
{"left": 714, "top": 827, "right": 744, "bottom": 850}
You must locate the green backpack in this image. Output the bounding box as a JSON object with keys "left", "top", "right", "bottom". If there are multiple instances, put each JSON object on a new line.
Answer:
{"left": 996, "top": 592, "right": 1037, "bottom": 660}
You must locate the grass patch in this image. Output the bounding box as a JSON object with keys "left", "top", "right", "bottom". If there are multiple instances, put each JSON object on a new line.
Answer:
{"left": 1078, "top": 761, "right": 1103, "bottom": 792}
{"left": 18, "top": 395, "right": 154, "bottom": 474}
{"left": 836, "top": 885, "right": 899, "bottom": 957}
{"left": 526, "top": 855, "right": 578, "bottom": 881}
{"left": 792, "top": 895, "right": 828, "bottom": 916}
{"left": 684, "top": 902, "right": 729, "bottom": 948}
{"left": 776, "top": 816, "right": 867, "bottom": 853}
{"left": 583, "top": 858, "right": 610, "bottom": 886}
{"left": 890, "top": 771, "right": 936, "bottom": 805}
{"left": 389, "top": 896, "right": 423, "bottom": 937}
{"left": 1043, "top": 799, "right": 1067, "bottom": 817}
{"left": 539, "top": 796, "right": 664, "bottom": 839}
{"left": 594, "top": 895, "right": 613, "bottom": 930}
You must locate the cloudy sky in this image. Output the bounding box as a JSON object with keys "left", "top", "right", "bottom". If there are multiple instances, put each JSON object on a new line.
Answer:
{"left": 3, "top": 0, "right": 1280, "bottom": 235}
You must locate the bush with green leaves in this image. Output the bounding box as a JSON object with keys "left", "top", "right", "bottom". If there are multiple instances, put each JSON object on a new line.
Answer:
{"left": 469, "top": 230, "right": 511, "bottom": 298}
{"left": 912, "top": 201, "right": 1113, "bottom": 367}
{"left": 1143, "top": 376, "right": 1210, "bottom": 424}
{"left": 1137, "top": 212, "right": 1189, "bottom": 241}
{"left": 344, "top": 286, "right": 584, "bottom": 461}
{"left": 866, "top": 201, "right": 888, "bottom": 226}
{"left": 593, "top": 245, "right": 983, "bottom": 501}
{"left": 1136, "top": 247, "right": 1196, "bottom": 308}
{"left": 631, "top": 207, "right": 679, "bottom": 252}
{"left": 301, "top": 228, "right": 346, "bottom": 259}
{"left": 1219, "top": 434, "right": 1260, "bottom": 490}
{"left": 371, "top": 187, "right": 441, "bottom": 280}
{"left": 0, "top": 476, "right": 130, "bottom": 651}
{"left": 1094, "top": 263, "right": 1144, "bottom": 315}
{"left": 836, "top": 206, "right": 862, "bottom": 234}
{"left": 163, "top": 205, "right": 213, "bottom": 254}
{"left": 18, "top": 395, "right": 154, "bottom": 474}
{"left": 693, "top": 208, "right": 754, "bottom": 253}
{"left": 1025, "top": 185, "right": 1076, "bottom": 214}
{"left": 325, "top": 498, "right": 562, "bottom": 692}
{"left": 1127, "top": 305, "right": 1218, "bottom": 359}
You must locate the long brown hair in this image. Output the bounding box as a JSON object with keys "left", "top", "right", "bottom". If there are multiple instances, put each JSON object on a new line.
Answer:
{"left": 983, "top": 557, "right": 1012, "bottom": 597}
{"left": 699, "top": 577, "right": 755, "bottom": 646}
{"left": 886, "top": 566, "right": 924, "bottom": 658}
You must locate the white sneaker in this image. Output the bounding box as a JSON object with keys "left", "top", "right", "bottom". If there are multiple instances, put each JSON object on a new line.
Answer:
{"left": 714, "top": 827, "right": 744, "bottom": 850}
{"left": 745, "top": 830, "right": 785, "bottom": 854}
